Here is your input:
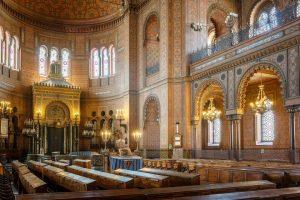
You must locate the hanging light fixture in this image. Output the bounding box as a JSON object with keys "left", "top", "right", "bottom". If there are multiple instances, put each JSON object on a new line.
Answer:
{"left": 202, "top": 98, "right": 221, "bottom": 121}
{"left": 250, "top": 72, "right": 273, "bottom": 113}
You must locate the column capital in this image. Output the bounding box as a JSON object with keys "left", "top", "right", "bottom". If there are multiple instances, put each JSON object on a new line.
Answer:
{"left": 286, "top": 105, "right": 300, "bottom": 113}
{"left": 226, "top": 114, "right": 242, "bottom": 121}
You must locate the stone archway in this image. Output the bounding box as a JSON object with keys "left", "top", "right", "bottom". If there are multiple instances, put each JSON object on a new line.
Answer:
{"left": 45, "top": 101, "right": 70, "bottom": 154}
{"left": 45, "top": 101, "right": 70, "bottom": 127}
{"left": 236, "top": 62, "right": 286, "bottom": 112}
{"left": 143, "top": 96, "right": 160, "bottom": 155}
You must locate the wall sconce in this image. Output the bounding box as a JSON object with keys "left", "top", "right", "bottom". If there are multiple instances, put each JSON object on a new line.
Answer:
{"left": 74, "top": 113, "right": 79, "bottom": 123}
{"left": 116, "top": 109, "right": 125, "bottom": 124}
{"left": 191, "top": 22, "right": 207, "bottom": 32}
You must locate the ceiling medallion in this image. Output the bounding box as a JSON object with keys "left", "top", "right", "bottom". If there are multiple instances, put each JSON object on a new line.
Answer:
{"left": 202, "top": 98, "right": 221, "bottom": 121}
{"left": 250, "top": 73, "right": 273, "bottom": 113}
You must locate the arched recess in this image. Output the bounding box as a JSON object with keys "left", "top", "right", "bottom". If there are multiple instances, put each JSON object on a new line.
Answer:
{"left": 207, "top": 3, "right": 230, "bottom": 39}
{"left": 143, "top": 13, "right": 160, "bottom": 77}
{"left": 193, "top": 79, "right": 227, "bottom": 150}
{"left": 143, "top": 95, "right": 160, "bottom": 151}
{"left": 236, "top": 62, "right": 287, "bottom": 112}
{"left": 45, "top": 101, "right": 70, "bottom": 127}
{"left": 193, "top": 79, "right": 227, "bottom": 120}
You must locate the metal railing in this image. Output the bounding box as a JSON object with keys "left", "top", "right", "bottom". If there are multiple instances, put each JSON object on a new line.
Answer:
{"left": 190, "top": 2, "right": 300, "bottom": 64}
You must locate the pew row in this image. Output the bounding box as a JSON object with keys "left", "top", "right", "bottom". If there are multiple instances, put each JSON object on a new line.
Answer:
{"left": 19, "top": 172, "right": 47, "bottom": 194}
{"left": 140, "top": 167, "right": 200, "bottom": 186}
{"left": 42, "top": 165, "right": 96, "bottom": 191}
{"left": 15, "top": 180, "right": 275, "bottom": 200}
{"left": 66, "top": 165, "right": 134, "bottom": 189}
{"left": 27, "top": 160, "right": 47, "bottom": 175}
{"left": 43, "top": 160, "right": 69, "bottom": 170}
{"left": 114, "top": 169, "right": 170, "bottom": 188}
{"left": 171, "top": 187, "right": 300, "bottom": 200}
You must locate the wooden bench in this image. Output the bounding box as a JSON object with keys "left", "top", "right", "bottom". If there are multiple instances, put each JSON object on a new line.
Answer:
{"left": 56, "top": 171, "right": 96, "bottom": 191}
{"left": 140, "top": 167, "right": 200, "bottom": 186}
{"left": 114, "top": 168, "right": 170, "bottom": 188}
{"left": 42, "top": 165, "right": 64, "bottom": 183}
{"left": 73, "top": 159, "right": 92, "bottom": 169}
{"left": 19, "top": 172, "right": 47, "bottom": 194}
{"left": 27, "top": 160, "right": 47, "bottom": 175}
{"left": 66, "top": 165, "right": 134, "bottom": 189}
{"left": 15, "top": 180, "right": 275, "bottom": 200}
{"left": 43, "top": 159, "right": 69, "bottom": 170}
{"left": 172, "top": 187, "right": 300, "bottom": 200}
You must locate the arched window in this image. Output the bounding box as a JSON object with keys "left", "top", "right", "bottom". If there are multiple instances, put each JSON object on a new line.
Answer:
{"left": 208, "top": 117, "right": 221, "bottom": 146}
{"left": 110, "top": 45, "right": 116, "bottom": 75}
{"left": 90, "top": 48, "right": 100, "bottom": 79}
{"left": 250, "top": 4, "right": 278, "bottom": 37}
{"left": 0, "top": 27, "right": 3, "bottom": 64}
{"left": 5, "top": 31, "right": 10, "bottom": 66}
{"left": 61, "top": 48, "right": 70, "bottom": 77}
{"left": 50, "top": 47, "right": 59, "bottom": 64}
{"left": 102, "top": 48, "right": 109, "bottom": 77}
{"left": 39, "top": 45, "right": 48, "bottom": 76}
{"left": 297, "top": 0, "right": 300, "bottom": 17}
{"left": 255, "top": 110, "right": 275, "bottom": 145}
{"left": 9, "top": 37, "right": 15, "bottom": 69}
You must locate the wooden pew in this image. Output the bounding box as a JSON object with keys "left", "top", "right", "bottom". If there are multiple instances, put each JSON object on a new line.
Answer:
{"left": 42, "top": 164, "right": 96, "bottom": 191}
{"left": 114, "top": 169, "right": 170, "bottom": 188}
{"left": 140, "top": 167, "right": 200, "bottom": 186}
{"left": 66, "top": 165, "right": 134, "bottom": 189}
{"left": 19, "top": 172, "right": 47, "bottom": 194}
{"left": 57, "top": 171, "right": 96, "bottom": 191}
{"left": 171, "top": 187, "right": 300, "bottom": 200}
{"left": 27, "top": 160, "right": 47, "bottom": 175}
{"left": 43, "top": 159, "right": 69, "bottom": 170}
{"left": 15, "top": 180, "right": 276, "bottom": 200}
{"left": 0, "top": 163, "right": 3, "bottom": 175}
{"left": 73, "top": 159, "right": 92, "bottom": 169}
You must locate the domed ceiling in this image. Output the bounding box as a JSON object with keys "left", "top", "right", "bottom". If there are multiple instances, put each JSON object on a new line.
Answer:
{"left": 11, "top": 0, "right": 122, "bottom": 20}
{"left": 0, "top": 0, "right": 129, "bottom": 32}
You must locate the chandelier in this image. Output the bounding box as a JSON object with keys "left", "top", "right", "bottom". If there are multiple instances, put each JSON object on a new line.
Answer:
{"left": 250, "top": 73, "right": 273, "bottom": 113}
{"left": 82, "top": 121, "right": 96, "bottom": 137}
{"left": 22, "top": 119, "right": 37, "bottom": 137}
{"left": 202, "top": 98, "right": 221, "bottom": 121}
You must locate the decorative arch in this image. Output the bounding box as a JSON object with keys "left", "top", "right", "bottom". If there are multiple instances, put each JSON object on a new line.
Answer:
{"left": 143, "top": 12, "right": 160, "bottom": 77}
{"left": 45, "top": 101, "right": 70, "bottom": 126}
{"left": 193, "top": 78, "right": 226, "bottom": 119}
{"left": 236, "top": 62, "right": 287, "bottom": 111}
{"left": 143, "top": 95, "right": 160, "bottom": 123}
{"left": 207, "top": 3, "right": 230, "bottom": 38}
{"left": 143, "top": 95, "right": 160, "bottom": 151}
{"left": 143, "top": 12, "right": 160, "bottom": 43}
{"left": 248, "top": 0, "right": 276, "bottom": 26}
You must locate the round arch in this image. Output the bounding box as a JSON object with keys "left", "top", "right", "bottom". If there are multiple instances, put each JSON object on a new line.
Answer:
{"left": 236, "top": 62, "right": 287, "bottom": 111}
{"left": 143, "top": 94, "right": 160, "bottom": 124}
{"left": 45, "top": 101, "right": 71, "bottom": 126}
{"left": 143, "top": 12, "right": 160, "bottom": 44}
{"left": 193, "top": 78, "right": 226, "bottom": 120}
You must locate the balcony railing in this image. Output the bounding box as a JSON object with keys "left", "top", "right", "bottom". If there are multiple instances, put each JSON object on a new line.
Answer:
{"left": 190, "top": 2, "right": 300, "bottom": 64}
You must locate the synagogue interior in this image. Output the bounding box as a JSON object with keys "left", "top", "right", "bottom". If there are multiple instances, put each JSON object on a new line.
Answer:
{"left": 1, "top": 0, "right": 300, "bottom": 199}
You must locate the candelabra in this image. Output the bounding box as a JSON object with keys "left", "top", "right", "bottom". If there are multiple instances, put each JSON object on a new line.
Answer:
{"left": 0, "top": 100, "right": 12, "bottom": 117}
{"left": 133, "top": 130, "right": 142, "bottom": 152}
{"left": 22, "top": 119, "right": 37, "bottom": 136}
{"left": 116, "top": 109, "right": 125, "bottom": 124}
{"left": 191, "top": 22, "right": 206, "bottom": 32}
{"left": 101, "top": 129, "right": 111, "bottom": 152}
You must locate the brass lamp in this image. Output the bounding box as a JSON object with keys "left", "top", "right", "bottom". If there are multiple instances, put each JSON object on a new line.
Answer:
{"left": 250, "top": 73, "right": 273, "bottom": 113}
{"left": 101, "top": 129, "right": 111, "bottom": 151}
{"left": 202, "top": 98, "right": 221, "bottom": 121}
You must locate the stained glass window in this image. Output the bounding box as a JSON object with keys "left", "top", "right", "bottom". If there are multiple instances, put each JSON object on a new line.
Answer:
{"left": 9, "top": 37, "right": 15, "bottom": 69}
{"left": 39, "top": 46, "right": 47, "bottom": 76}
{"left": 0, "top": 27, "right": 3, "bottom": 64}
{"left": 261, "top": 110, "right": 275, "bottom": 142}
{"left": 50, "top": 48, "right": 58, "bottom": 64}
{"left": 91, "top": 49, "right": 100, "bottom": 79}
{"left": 208, "top": 117, "right": 221, "bottom": 145}
{"left": 250, "top": 5, "right": 278, "bottom": 37}
{"left": 5, "top": 31, "right": 10, "bottom": 66}
{"left": 297, "top": 0, "right": 300, "bottom": 17}
{"left": 102, "top": 48, "right": 109, "bottom": 77}
{"left": 61, "top": 49, "right": 70, "bottom": 77}
{"left": 110, "top": 46, "right": 116, "bottom": 75}
{"left": 1, "top": 40, "right": 5, "bottom": 65}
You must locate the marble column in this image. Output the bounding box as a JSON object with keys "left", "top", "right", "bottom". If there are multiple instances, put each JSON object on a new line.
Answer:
{"left": 288, "top": 107, "right": 297, "bottom": 164}
{"left": 70, "top": 124, "right": 73, "bottom": 153}
{"left": 227, "top": 114, "right": 242, "bottom": 161}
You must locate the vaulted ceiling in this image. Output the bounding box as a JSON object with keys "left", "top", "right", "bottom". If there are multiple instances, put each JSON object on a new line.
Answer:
{"left": 11, "top": 0, "right": 122, "bottom": 21}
